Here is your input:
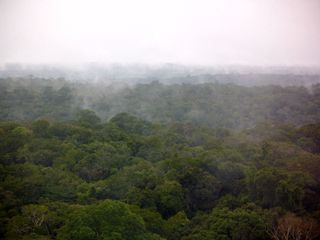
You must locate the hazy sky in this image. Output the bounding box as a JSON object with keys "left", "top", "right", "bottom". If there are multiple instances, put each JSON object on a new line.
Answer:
{"left": 0, "top": 0, "right": 320, "bottom": 66}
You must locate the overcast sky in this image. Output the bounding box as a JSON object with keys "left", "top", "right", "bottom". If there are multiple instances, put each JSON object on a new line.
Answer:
{"left": 0, "top": 0, "right": 319, "bottom": 66}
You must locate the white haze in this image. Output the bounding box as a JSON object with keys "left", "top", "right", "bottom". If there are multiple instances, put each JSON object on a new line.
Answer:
{"left": 0, "top": 0, "right": 320, "bottom": 66}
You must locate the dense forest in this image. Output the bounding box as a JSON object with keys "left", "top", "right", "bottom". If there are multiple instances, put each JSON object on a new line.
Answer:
{"left": 1, "top": 77, "right": 320, "bottom": 128}
{"left": 1, "top": 76, "right": 320, "bottom": 239}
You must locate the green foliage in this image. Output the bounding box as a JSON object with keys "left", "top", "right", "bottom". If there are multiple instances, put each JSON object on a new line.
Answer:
{"left": 2, "top": 79, "right": 320, "bottom": 129}
{"left": 76, "top": 109, "right": 101, "bottom": 128}
{"left": 184, "top": 207, "right": 271, "bottom": 240}
{"left": 177, "top": 167, "right": 222, "bottom": 212}
{"left": 247, "top": 168, "right": 307, "bottom": 210}
{"left": 57, "top": 200, "right": 160, "bottom": 240}
{"left": 155, "top": 181, "right": 186, "bottom": 218}
{"left": 1, "top": 163, "right": 88, "bottom": 203}
{"left": 110, "top": 112, "right": 153, "bottom": 135}
{"left": 165, "top": 211, "right": 190, "bottom": 240}
{"left": 31, "top": 120, "right": 50, "bottom": 138}
{"left": 0, "top": 111, "right": 320, "bottom": 239}
{"left": 0, "top": 81, "right": 78, "bottom": 121}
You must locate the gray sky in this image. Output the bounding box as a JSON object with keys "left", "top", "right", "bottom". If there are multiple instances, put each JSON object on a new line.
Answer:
{"left": 0, "top": 0, "right": 320, "bottom": 66}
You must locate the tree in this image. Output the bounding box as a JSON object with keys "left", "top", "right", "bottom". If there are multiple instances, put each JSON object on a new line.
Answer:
{"left": 165, "top": 211, "right": 190, "bottom": 240}
{"left": 31, "top": 120, "right": 50, "bottom": 138}
{"left": 110, "top": 113, "right": 152, "bottom": 135}
{"left": 57, "top": 200, "right": 161, "bottom": 240}
{"left": 76, "top": 110, "right": 101, "bottom": 128}
{"left": 268, "top": 213, "right": 320, "bottom": 240}
{"left": 248, "top": 168, "right": 307, "bottom": 210}
{"left": 6, "top": 204, "right": 58, "bottom": 239}
{"left": 178, "top": 167, "right": 222, "bottom": 212}
{"left": 184, "top": 207, "right": 271, "bottom": 240}
{"left": 155, "top": 181, "right": 186, "bottom": 218}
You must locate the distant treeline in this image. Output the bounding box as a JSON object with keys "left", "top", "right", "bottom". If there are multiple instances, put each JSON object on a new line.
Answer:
{"left": 1, "top": 77, "right": 320, "bottom": 129}
{"left": 1, "top": 63, "right": 320, "bottom": 84}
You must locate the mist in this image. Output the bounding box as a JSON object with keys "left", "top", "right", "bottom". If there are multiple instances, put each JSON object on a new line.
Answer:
{"left": 1, "top": 0, "right": 320, "bottom": 66}
{"left": 2, "top": 1, "right": 320, "bottom": 239}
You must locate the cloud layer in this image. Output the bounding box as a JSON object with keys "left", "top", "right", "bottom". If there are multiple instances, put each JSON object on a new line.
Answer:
{"left": 0, "top": 0, "right": 319, "bottom": 65}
